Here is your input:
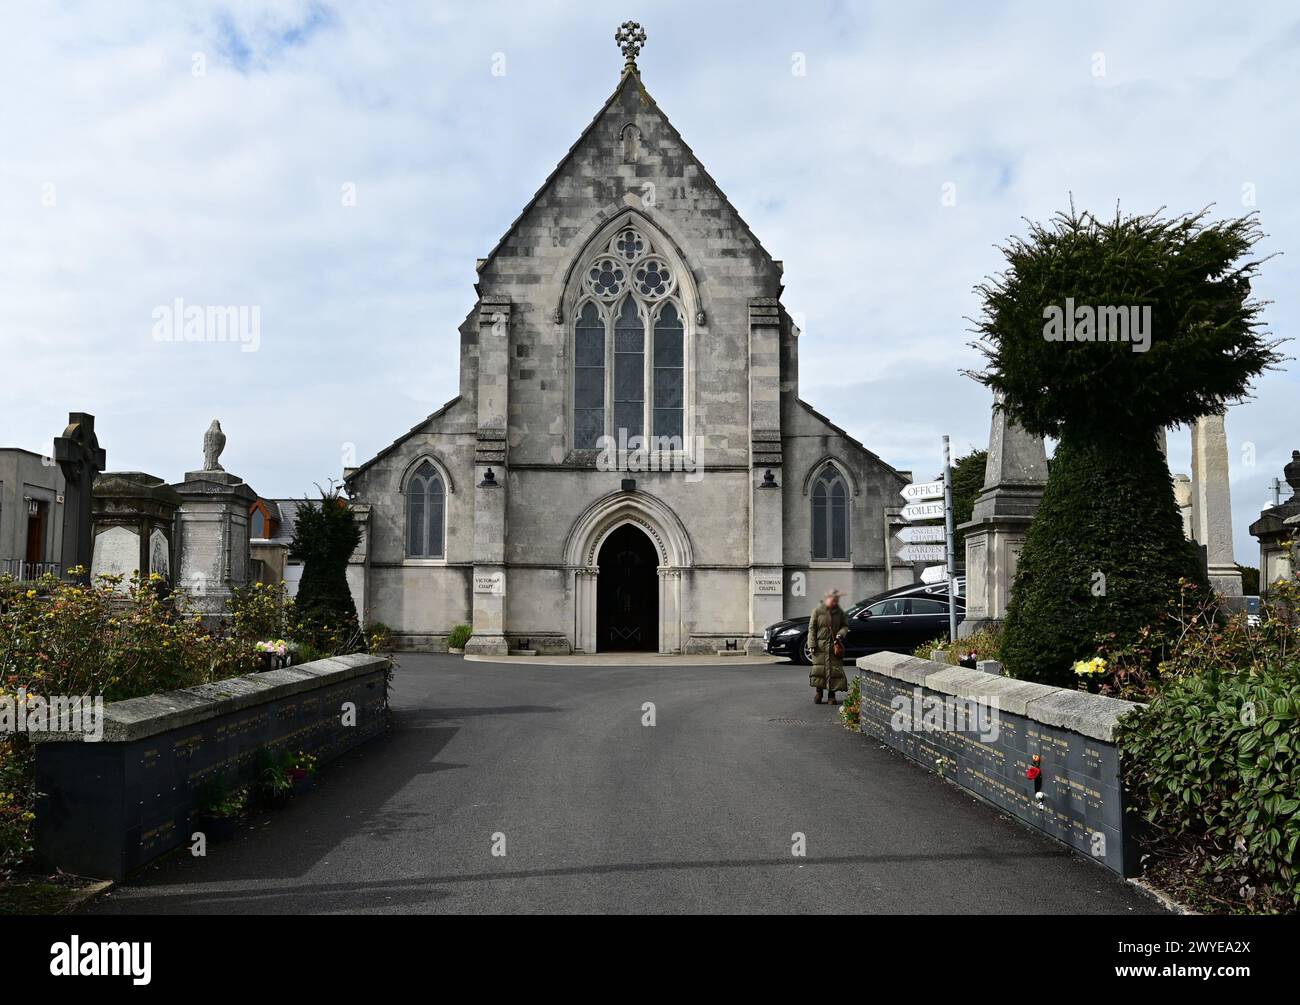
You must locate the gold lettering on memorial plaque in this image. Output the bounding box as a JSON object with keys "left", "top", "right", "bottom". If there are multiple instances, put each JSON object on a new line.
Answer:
{"left": 174, "top": 734, "right": 203, "bottom": 759}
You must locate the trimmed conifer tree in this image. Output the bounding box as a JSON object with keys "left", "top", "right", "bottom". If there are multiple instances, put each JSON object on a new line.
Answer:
{"left": 290, "top": 484, "right": 363, "bottom": 654}
{"left": 969, "top": 206, "right": 1281, "bottom": 685}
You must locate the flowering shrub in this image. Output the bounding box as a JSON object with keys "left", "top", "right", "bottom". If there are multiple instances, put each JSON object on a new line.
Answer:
{"left": 1085, "top": 577, "right": 1298, "bottom": 701}
{"left": 916, "top": 626, "right": 1002, "bottom": 666}
{"left": 0, "top": 739, "right": 34, "bottom": 869}
{"left": 839, "top": 675, "right": 861, "bottom": 731}
{"left": 228, "top": 582, "right": 296, "bottom": 650}
{"left": 365, "top": 622, "right": 393, "bottom": 652}
{"left": 1111, "top": 572, "right": 1300, "bottom": 913}
{"left": 1, "top": 570, "right": 252, "bottom": 871}
{"left": 286, "top": 750, "right": 317, "bottom": 780}
{"left": 0, "top": 571, "right": 293, "bottom": 873}
{"left": 195, "top": 775, "right": 248, "bottom": 820}
{"left": 1, "top": 570, "right": 252, "bottom": 703}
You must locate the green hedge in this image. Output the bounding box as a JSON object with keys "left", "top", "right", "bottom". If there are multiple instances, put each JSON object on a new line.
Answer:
{"left": 1001, "top": 433, "right": 1204, "bottom": 685}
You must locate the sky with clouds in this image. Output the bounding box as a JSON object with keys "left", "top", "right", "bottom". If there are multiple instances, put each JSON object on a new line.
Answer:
{"left": 2, "top": 0, "right": 1297, "bottom": 566}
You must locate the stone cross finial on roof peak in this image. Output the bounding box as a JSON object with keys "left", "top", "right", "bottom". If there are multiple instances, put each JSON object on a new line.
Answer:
{"left": 615, "top": 21, "right": 646, "bottom": 71}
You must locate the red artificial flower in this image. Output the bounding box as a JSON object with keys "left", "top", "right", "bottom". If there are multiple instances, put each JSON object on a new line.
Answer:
{"left": 1025, "top": 766, "right": 1041, "bottom": 781}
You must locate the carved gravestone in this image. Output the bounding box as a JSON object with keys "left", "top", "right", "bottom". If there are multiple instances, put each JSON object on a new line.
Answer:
{"left": 53, "top": 412, "right": 107, "bottom": 583}
{"left": 91, "top": 473, "right": 182, "bottom": 591}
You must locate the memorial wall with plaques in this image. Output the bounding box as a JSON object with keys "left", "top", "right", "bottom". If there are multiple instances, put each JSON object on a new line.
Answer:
{"left": 854, "top": 652, "right": 1144, "bottom": 876}
{"left": 33, "top": 653, "right": 389, "bottom": 880}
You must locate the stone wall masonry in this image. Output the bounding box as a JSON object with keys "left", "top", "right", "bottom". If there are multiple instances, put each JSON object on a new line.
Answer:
{"left": 32, "top": 653, "right": 389, "bottom": 880}
{"left": 854, "top": 652, "right": 1145, "bottom": 876}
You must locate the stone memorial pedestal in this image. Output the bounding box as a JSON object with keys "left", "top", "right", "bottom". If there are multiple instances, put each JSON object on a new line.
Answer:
{"left": 958, "top": 398, "right": 1048, "bottom": 638}
{"left": 90, "top": 472, "right": 182, "bottom": 590}
{"left": 173, "top": 469, "right": 257, "bottom": 626}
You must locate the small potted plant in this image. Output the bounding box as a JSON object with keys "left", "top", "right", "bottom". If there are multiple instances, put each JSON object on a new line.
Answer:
{"left": 447, "top": 623, "right": 472, "bottom": 655}
{"left": 286, "top": 750, "right": 318, "bottom": 797}
{"left": 255, "top": 748, "right": 295, "bottom": 808}
{"left": 254, "top": 638, "right": 291, "bottom": 671}
{"left": 1071, "top": 656, "right": 1108, "bottom": 694}
{"left": 194, "top": 775, "right": 248, "bottom": 842}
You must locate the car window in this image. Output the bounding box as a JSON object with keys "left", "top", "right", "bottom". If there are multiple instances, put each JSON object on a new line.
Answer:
{"left": 910, "top": 598, "right": 947, "bottom": 615}
{"left": 869, "top": 598, "right": 907, "bottom": 616}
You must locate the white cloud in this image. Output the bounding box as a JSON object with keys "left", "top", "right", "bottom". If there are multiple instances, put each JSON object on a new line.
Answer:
{"left": 1, "top": 0, "right": 1296, "bottom": 567}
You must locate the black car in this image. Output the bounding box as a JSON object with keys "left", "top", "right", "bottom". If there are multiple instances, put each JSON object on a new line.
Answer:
{"left": 763, "top": 578, "right": 966, "bottom": 665}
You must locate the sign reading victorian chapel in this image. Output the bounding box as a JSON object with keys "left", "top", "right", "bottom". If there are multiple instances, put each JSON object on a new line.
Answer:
{"left": 343, "top": 24, "right": 911, "bottom": 655}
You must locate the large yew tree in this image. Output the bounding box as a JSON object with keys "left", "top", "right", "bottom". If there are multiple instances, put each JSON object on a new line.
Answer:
{"left": 969, "top": 206, "right": 1280, "bottom": 684}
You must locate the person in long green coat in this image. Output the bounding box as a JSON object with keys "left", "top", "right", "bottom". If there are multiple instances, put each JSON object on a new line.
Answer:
{"left": 809, "top": 589, "right": 849, "bottom": 705}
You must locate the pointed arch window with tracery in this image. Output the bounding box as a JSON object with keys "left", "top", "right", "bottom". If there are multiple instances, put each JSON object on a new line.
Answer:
{"left": 573, "top": 225, "right": 686, "bottom": 450}
{"left": 811, "top": 464, "right": 849, "bottom": 562}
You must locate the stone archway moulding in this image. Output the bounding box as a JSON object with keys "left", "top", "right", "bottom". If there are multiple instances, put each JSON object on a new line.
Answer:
{"left": 564, "top": 491, "right": 693, "bottom": 654}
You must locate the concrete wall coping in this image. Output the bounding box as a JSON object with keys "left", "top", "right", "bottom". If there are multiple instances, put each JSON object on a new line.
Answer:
{"left": 32, "top": 653, "right": 390, "bottom": 744}
{"left": 855, "top": 651, "right": 1143, "bottom": 742}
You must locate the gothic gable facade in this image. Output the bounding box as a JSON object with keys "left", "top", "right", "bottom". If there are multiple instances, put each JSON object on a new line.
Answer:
{"left": 345, "top": 46, "right": 910, "bottom": 654}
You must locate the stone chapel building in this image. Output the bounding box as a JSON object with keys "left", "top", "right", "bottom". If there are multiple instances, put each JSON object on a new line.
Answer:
{"left": 344, "top": 25, "right": 911, "bottom": 655}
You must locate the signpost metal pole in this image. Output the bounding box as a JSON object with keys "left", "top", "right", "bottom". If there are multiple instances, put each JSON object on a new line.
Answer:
{"left": 942, "top": 434, "right": 958, "bottom": 642}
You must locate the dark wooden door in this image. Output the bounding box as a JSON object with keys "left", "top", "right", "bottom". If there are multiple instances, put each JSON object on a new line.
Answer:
{"left": 25, "top": 503, "right": 46, "bottom": 564}
{"left": 596, "top": 524, "right": 659, "bottom": 652}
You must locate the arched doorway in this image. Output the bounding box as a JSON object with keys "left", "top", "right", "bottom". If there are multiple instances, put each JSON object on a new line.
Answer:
{"left": 565, "top": 491, "right": 691, "bottom": 654}
{"left": 596, "top": 524, "right": 659, "bottom": 651}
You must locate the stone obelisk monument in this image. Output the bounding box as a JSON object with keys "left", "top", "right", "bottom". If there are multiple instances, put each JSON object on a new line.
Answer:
{"left": 1190, "top": 413, "right": 1243, "bottom": 597}
{"left": 957, "top": 394, "right": 1048, "bottom": 637}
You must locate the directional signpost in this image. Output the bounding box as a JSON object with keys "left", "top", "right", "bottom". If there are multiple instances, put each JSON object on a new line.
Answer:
{"left": 895, "top": 524, "right": 946, "bottom": 544}
{"left": 941, "top": 435, "right": 958, "bottom": 642}
{"left": 920, "top": 565, "right": 948, "bottom": 585}
{"left": 900, "top": 500, "right": 945, "bottom": 522}
{"left": 900, "top": 479, "right": 945, "bottom": 502}
{"left": 895, "top": 437, "right": 960, "bottom": 641}
{"left": 897, "top": 543, "right": 947, "bottom": 563}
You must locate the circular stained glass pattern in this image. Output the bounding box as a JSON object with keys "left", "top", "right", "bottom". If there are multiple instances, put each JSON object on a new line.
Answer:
{"left": 612, "top": 228, "right": 647, "bottom": 262}
{"left": 587, "top": 258, "right": 626, "bottom": 298}
{"left": 633, "top": 256, "right": 672, "bottom": 298}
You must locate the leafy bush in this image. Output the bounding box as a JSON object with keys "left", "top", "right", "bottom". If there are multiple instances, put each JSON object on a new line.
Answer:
{"left": 1000, "top": 436, "right": 1205, "bottom": 685}
{"left": 1084, "top": 577, "right": 1298, "bottom": 700}
{"left": 1116, "top": 661, "right": 1300, "bottom": 914}
{"left": 1109, "top": 573, "right": 1300, "bottom": 912}
{"left": 0, "top": 569, "right": 256, "bottom": 872}
{"left": 196, "top": 775, "right": 248, "bottom": 820}
{"left": 448, "top": 624, "right": 472, "bottom": 650}
{"left": 968, "top": 206, "right": 1280, "bottom": 686}
{"left": 228, "top": 581, "right": 296, "bottom": 649}
{"left": 969, "top": 207, "right": 1278, "bottom": 440}
{"left": 0, "top": 740, "right": 34, "bottom": 870}
{"left": 1, "top": 570, "right": 251, "bottom": 703}
{"left": 1, "top": 567, "right": 363, "bottom": 875}
{"left": 916, "top": 625, "right": 1002, "bottom": 665}
{"left": 365, "top": 622, "right": 393, "bottom": 652}
{"left": 290, "top": 485, "right": 363, "bottom": 655}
